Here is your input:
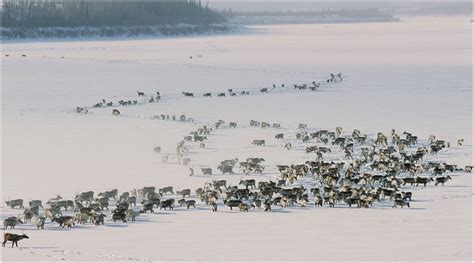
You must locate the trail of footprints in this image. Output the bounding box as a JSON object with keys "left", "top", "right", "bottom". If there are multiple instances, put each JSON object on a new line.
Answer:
{"left": 20, "top": 246, "right": 153, "bottom": 262}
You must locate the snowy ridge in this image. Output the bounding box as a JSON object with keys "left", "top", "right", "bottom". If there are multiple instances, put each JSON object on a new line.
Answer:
{"left": 1, "top": 24, "right": 238, "bottom": 40}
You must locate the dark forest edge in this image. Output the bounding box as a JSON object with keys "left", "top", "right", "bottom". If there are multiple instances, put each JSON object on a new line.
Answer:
{"left": 1, "top": 0, "right": 226, "bottom": 27}
{"left": 1, "top": 0, "right": 233, "bottom": 39}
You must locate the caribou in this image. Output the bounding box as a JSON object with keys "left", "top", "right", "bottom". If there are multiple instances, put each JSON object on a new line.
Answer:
{"left": 3, "top": 233, "right": 29, "bottom": 248}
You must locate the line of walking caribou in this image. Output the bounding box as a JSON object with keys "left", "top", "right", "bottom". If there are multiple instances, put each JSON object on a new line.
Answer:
{"left": 182, "top": 73, "right": 342, "bottom": 98}
{"left": 76, "top": 73, "right": 343, "bottom": 115}
{"left": 76, "top": 91, "right": 162, "bottom": 114}
{"left": 4, "top": 119, "right": 471, "bottom": 235}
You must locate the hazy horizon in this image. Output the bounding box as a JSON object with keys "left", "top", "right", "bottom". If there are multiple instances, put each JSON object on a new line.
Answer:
{"left": 209, "top": 2, "right": 472, "bottom": 16}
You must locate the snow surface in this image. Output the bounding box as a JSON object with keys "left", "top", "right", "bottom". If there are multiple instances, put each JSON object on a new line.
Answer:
{"left": 1, "top": 16, "right": 472, "bottom": 261}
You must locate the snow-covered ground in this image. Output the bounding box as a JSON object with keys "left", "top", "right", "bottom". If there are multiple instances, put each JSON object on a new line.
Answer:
{"left": 1, "top": 16, "right": 472, "bottom": 261}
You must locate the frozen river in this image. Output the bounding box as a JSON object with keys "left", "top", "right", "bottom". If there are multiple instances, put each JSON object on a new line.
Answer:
{"left": 1, "top": 16, "right": 472, "bottom": 261}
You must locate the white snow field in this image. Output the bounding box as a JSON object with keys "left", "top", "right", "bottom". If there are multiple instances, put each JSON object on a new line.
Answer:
{"left": 1, "top": 16, "right": 472, "bottom": 262}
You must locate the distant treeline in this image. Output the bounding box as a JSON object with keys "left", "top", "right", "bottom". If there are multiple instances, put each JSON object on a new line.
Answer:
{"left": 1, "top": 0, "right": 227, "bottom": 28}
{"left": 217, "top": 8, "right": 397, "bottom": 25}
{"left": 219, "top": 8, "right": 392, "bottom": 18}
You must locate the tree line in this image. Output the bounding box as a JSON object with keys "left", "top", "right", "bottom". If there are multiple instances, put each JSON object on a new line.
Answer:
{"left": 1, "top": 0, "right": 227, "bottom": 28}
{"left": 218, "top": 8, "right": 392, "bottom": 19}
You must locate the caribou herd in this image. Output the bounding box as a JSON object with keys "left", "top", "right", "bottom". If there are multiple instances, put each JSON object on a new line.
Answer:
{"left": 6, "top": 72, "right": 471, "bottom": 232}
{"left": 3, "top": 115, "right": 471, "bottom": 233}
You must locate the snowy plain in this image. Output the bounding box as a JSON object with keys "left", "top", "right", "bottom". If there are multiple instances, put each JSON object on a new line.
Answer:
{"left": 1, "top": 16, "right": 473, "bottom": 261}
